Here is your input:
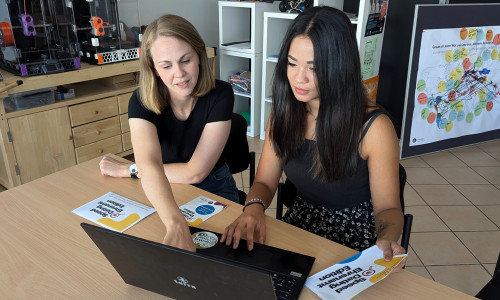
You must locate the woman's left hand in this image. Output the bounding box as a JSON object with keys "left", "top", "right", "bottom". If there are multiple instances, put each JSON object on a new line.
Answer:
{"left": 99, "top": 155, "right": 131, "bottom": 178}
{"left": 376, "top": 239, "right": 407, "bottom": 272}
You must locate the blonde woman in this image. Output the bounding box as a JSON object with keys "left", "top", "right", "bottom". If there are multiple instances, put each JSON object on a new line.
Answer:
{"left": 100, "top": 14, "right": 238, "bottom": 251}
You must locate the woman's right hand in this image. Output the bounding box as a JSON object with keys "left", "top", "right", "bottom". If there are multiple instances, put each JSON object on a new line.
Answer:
{"left": 221, "top": 205, "right": 267, "bottom": 251}
{"left": 163, "top": 221, "right": 196, "bottom": 252}
{"left": 99, "top": 156, "right": 131, "bottom": 178}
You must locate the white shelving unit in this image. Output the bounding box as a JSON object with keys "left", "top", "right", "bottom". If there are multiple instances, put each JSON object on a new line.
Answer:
{"left": 218, "top": 1, "right": 275, "bottom": 137}
{"left": 260, "top": 12, "right": 298, "bottom": 139}
{"left": 260, "top": 0, "right": 386, "bottom": 139}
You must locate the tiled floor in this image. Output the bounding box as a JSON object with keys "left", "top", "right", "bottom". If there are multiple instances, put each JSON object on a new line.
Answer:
{"left": 234, "top": 136, "right": 499, "bottom": 297}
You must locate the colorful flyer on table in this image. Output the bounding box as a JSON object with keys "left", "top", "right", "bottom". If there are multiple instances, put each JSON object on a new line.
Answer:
{"left": 73, "top": 192, "right": 156, "bottom": 233}
{"left": 179, "top": 196, "right": 227, "bottom": 226}
{"left": 305, "top": 245, "right": 407, "bottom": 299}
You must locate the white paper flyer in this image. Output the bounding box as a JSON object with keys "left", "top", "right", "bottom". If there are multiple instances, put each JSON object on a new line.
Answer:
{"left": 179, "top": 196, "right": 227, "bottom": 226}
{"left": 73, "top": 192, "right": 156, "bottom": 232}
{"left": 305, "top": 245, "right": 407, "bottom": 299}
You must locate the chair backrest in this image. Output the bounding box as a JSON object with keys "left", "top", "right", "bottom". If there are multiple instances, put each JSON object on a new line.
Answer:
{"left": 222, "top": 113, "right": 255, "bottom": 204}
{"left": 223, "top": 113, "right": 250, "bottom": 174}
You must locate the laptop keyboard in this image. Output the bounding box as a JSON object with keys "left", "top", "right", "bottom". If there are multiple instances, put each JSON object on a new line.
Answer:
{"left": 271, "top": 273, "right": 298, "bottom": 300}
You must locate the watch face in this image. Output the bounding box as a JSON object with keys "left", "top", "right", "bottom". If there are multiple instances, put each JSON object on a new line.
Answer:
{"left": 129, "top": 164, "right": 138, "bottom": 175}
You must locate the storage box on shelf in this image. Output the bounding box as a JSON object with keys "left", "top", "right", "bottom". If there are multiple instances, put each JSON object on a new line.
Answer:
{"left": 259, "top": 0, "right": 384, "bottom": 139}
{"left": 218, "top": 0, "right": 274, "bottom": 137}
{"left": 0, "top": 61, "right": 139, "bottom": 189}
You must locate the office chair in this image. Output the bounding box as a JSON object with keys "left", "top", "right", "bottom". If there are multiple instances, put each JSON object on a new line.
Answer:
{"left": 222, "top": 113, "right": 255, "bottom": 205}
{"left": 275, "top": 163, "right": 413, "bottom": 253}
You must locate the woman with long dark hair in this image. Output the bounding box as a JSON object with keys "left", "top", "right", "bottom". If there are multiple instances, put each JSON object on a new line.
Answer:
{"left": 222, "top": 6, "right": 405, "bottom": 266}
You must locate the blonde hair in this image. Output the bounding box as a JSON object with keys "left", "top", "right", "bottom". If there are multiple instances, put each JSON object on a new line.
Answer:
{"left": 139, "top": 14, "right": 215, "bottom": 114}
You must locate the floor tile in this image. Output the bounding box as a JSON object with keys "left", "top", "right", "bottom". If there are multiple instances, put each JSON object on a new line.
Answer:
{"left": 265, "top": 208, "right": 277, "bottom": 218}
{"left": 242, "top": 169, "right": 252, "bottom": 189}
{"left": 233, "top": 174, "right": 243, "bottom": 189}
{"left": 405, "top": 245, "right": 423, "bottom": 267}
{"left": 453, "top": 151, "right": 500, "bottom": 167}
{"left": 471, "top": 167, "right": 500, "bottom": 184}
{"left": 477, "top": 205, "right": 500, "bottom": 228}
{"left": 405, "top": 266, "right": 433, "bottom": 280}
{"left": 405, "top": 206, "right": 449, "bottom": 232}
{"left": 403, "top": 185, "right": 427, "bottom": 206}
{"left": 405, "top": 168, "right": 448, "bottom": 185}
{"left": 449, "top": 144, "right": 482, "bottom": 153}
{"left": 490, "top": 152, "right": 500, "bottom": 162}
{"left": 247, "top": 137, "right": 264, "bottom": 153}
{"left": 476, "top": 140, "right": 500, "bottom": 153}
{"left": 455, "top": 231, "right": 500, "bottom": 264}
{"left": 454, "top": 185, "right": 500, "bottom": 205}
{"left": 420, "top": 151, "right": 466, "bottom": 167}
{"left": 400, "top": 156, "right": 429, "bottom": 167}
{"left": 267, "top": 192, "right": 278, "bottom": 209}
{"left": 432, "top": 206, "right": 498, "bottom": 231}
{"left": 412, "top": 185, "right": 471, "bottom": 205}
{"left": 434, "top": 167, "right": 489, "bottom": 184}
{"left": 426, "top": 265, "right": 492, "bottom": 296}
{"left": 483, "top": 264, "right": 497, "bottom": 276}
{"left": 410, "top": 232, "right": 478, "bottom": 265}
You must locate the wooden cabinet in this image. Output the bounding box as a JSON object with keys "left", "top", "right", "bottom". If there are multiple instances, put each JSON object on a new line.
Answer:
{"left": 7, "top": 107, "right": 76, "bottom": 183}
{"left": 0, "top": 61, "right": 139, "bottom": 188}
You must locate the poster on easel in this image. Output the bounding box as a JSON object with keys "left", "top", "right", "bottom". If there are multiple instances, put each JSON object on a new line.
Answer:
{"left": 400, "top": 4, "right": 500, "bottom": 159}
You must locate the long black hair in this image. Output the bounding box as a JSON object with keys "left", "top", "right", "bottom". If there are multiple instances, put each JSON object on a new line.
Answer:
{"left": 270, "top": 6, "right": 368, "bottom": 182}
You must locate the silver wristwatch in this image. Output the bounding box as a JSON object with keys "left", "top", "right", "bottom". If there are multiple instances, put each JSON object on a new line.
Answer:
{"left": 129, "top": 163, "right": 138, "bottom": 179}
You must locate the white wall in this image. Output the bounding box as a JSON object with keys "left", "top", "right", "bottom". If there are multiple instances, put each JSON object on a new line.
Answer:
{"left": 118, "top": 0, "right": 221, "bottom": 47}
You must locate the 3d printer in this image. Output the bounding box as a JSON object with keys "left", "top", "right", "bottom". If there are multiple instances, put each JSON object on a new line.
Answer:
{"left": 73, "top": 0, "right": 141, "bottom": 64}
{"left": 0, "top": 0, "right": 81, "bottom": 76}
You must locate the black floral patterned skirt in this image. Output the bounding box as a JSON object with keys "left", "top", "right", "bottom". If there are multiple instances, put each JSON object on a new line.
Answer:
{"left": 282, "top": 196, "right": 376, "bottom": 251}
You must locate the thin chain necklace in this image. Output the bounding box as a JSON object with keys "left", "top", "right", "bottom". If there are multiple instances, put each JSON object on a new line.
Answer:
{"left": 307, "top": 110, "right": 317, "bottom": 120}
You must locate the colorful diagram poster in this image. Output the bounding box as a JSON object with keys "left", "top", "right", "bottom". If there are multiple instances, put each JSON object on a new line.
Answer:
{"left": 73, "top": 192, "right": 156, "bottom": 232}
{"left": 179, "top": 196, "right": 227, "bottom": 227}
{"left": 409, "top": 26, "right": 500, "bottom": 147}
{"left": 305, "top": 245, "right": 407, "bottom": 299}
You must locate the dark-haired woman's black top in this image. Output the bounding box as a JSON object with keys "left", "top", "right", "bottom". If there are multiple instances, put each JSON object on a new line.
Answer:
{"left": 282, "top": 140, "right": 371, "bottom": 210}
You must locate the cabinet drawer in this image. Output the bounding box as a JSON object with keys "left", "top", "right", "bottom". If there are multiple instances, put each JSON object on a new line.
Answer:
{"left": 69, "top": 97, "right": 118, "bottom": 127}
{"left": 120, "top": 114, "right": 130, "bottom": 133}
{"left": 72, "top": 116, "right": 121, "bottom": 147}
{"left": 75, "top": 135, "right": 123, "bottom": 164}
{"left": 118, "top": 92, "right": 133, "bottom": 114}
{"left": 122, "top": 132, "right": 132, "bottom": 151}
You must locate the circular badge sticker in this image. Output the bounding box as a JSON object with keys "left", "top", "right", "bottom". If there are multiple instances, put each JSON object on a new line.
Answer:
{"left": 191, "top": 231, "right": 219, "bottom": 249}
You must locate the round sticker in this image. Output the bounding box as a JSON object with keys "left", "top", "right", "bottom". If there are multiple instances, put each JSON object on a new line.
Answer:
{"left": 195, "top": 204, "right": 215, "bottom": 215}
{"left": 192, "top": 231, "right": 219, "bottom": 249}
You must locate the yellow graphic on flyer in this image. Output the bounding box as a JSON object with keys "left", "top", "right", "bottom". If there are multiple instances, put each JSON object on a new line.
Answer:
{"left": 369, "top": 256, "right": 406, "bottom": 283}
{"left": 98, "top": 213, "right": 141, "bottom": 231}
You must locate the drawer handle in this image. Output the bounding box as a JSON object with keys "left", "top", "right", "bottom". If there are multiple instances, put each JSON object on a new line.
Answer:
{"left": 94, "top": 110, "right": 99, "bottom": 114}
{"left": 98, "top": 149, "right": 103, "bottom": 153}
{"left": 96, "top": 130, "right": 101, "bottom": 135}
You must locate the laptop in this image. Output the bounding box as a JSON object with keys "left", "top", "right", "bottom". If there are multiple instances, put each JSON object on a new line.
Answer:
{"left": 81, "top": 223, "right": 315, "bottom": 300}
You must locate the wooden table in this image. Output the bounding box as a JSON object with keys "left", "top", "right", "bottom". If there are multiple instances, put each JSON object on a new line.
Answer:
{"left": 0, "top": 155, "right": 475, "bottom": 299}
